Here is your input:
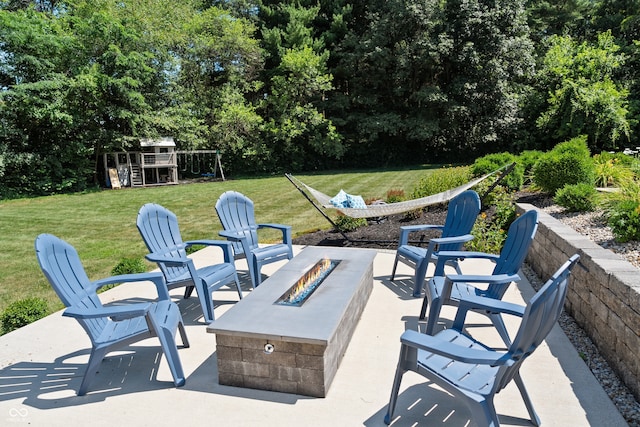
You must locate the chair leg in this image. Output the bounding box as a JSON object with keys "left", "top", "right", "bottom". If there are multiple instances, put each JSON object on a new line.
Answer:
{"left": 419, "top": 295, "right": 429, "bottom": 320}
{"left": 178, "top": 320, "right": 190, "bottom": 348}
{"left": 252, "top": 257, "right": 262, "bottom": 287}
{"left": 183, "top": 285, "right": 195, "bottom": 299}
{"left": 489, "top": 312, "right": 512, "bottom": 347}
{"left": 155, "top": 325, "right": 186, "bottom": 387}
{"left": 424, "top": 295, "right": 443, "bottom": 335}
{"left": 412, "top": 259, "right": 429, "bottom": 297}
{"left": 196, "top": 282, "right": 215, "bottom": 324}
{"left": 514, "top": 372, "right": 541, "bottom": 426}
{"left": 149, "top": 302, "right": 187, "bottom": 387}
{"left": 233, "top": 272, "right": 243, "bottom": 299}
{"left": 384, "top": 345, "right": 409, "bottom": 425}
{"left": 391, "top": 255, "right": 400, "bottom": 280}
{"left": 247, "top": 255, "right": 258, "bottom": 288}
{"left": 78, "top": 346, "right": 108, "bottom": 396}
{"left": 467, "top": 394, "right": 500, "bottom": 427}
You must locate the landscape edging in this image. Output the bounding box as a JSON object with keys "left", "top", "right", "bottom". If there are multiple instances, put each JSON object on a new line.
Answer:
{"left": 518, "top": 203, "right": 640, "bottom": 401}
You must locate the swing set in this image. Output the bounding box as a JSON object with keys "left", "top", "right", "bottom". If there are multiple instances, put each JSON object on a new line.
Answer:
{"left": 177, "top": 150, "right": 225, "bottom": 180}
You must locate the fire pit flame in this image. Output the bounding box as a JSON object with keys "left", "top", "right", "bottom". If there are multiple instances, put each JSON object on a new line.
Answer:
{"left": 276, "top": 258, "right": 340, "bottom": 306}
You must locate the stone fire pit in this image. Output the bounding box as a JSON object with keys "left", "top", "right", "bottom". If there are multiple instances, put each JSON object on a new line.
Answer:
{"left": 206, "top": 246, "right": 376, "bottom": 397}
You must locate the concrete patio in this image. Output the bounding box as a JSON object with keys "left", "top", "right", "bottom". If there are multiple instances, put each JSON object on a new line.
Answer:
{"left": 0, "top": 245, "right": 628, "bottom": 426}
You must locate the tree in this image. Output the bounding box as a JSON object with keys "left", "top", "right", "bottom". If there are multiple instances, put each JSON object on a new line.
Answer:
{"left": 535, "top": 32, "right": 631, "bottom": 151}
{"left": 333, "top": 0, "right": 535, "bottom": 163}
{"left": 258, "top": 1, "right": 343, "bottom": 171}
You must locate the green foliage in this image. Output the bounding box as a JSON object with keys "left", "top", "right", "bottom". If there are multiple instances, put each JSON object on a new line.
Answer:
{"left": 607, "top": 200, "right": 640, "bottom": 242}
{"left": 467, "top": 184, "right": 516, "bottom": 253}
{"left": 334, "top": 213, "right": 367, "bottom": 232}
{"left": 554, "top": 183, "right": 597, "bottom": 212}
{"left": 472, "top": 153, "right": 524, "bottom": 190}
{"left": 593, "top": 152, "right": 636, "bottom": 187}
{"left": 111, "top": 257, "right": 148, "bottom": 276}
{"left": 532, "top": 136, "right": 596, "bottom": 194}
{"left": 466, "top": 213, "right": 508, "bottom": 254}
{"left": 385, "top": 189, "right": 406, "bottom": 203}
{"left": 411, "top": 166, "right": 473, "bottom": 198}
{"left": 535, "top": 32, "right": 630, "bottom": 151}
{"left": 518, "top": 150, "right": 545, "bottom": 179}
{"left": 1, "top": 298, "right": 48, "bottom": 334}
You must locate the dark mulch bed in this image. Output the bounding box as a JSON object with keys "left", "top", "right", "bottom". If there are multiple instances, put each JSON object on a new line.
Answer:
{"left": 291, "top": 190, "right": 552, "bottom": 249}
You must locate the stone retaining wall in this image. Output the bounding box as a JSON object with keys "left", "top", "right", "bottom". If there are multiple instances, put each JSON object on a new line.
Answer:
{"left": 518, "top": 203, "right": 640, "bottom": 400}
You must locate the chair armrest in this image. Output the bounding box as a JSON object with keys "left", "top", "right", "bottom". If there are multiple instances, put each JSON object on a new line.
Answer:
{"left": 257, "top": 224, "right": 293, "bottom": 245}
{"left": 63, "top": 303, "right": 152, "bottom": 320}
{"left": 145, "top": 253, "right": 189, "bottom": 266}
{"left": 398, "top": 225, "right": 443, "bottom": 246}
{"left": 416, "top": 235, "right": 475, "bottom": 267}
{"left": 257, "top": 223, "right": 291, "bottom": 232}
{"left": 185, "top": 239, "right": 235, "bottom": 264}
{"left": 400, "top": 224, "right": 443, "bottom": 233}
{"left": 400, "top": 330, "right": 511, "bottom": 365}
{"left": 452, "top": 294, "right": 526, "bottom": 331}
{"left": 433, "top": 251, "right": 500, "bottom": 275}
{"left": 428, "top": 234, "right": 474, "bottom": 249}
{"left": 186, "top": 239, "right": 233, "bottom": 249}
{"left": 93, "top": 272, "right": 170, "bottom": 300}
{"left": 218, "top": 230, "right": 246, "bottom": 242}
{"left": 445, "top": 273, "right": 520, "bottom": 285}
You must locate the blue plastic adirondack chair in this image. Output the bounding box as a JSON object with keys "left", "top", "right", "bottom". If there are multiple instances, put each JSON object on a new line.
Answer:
{"left": 215, "top": 191, "right": 293, "bottom": 288}
{"left": 385, "top": 254, "right": 580, "bottom": 427}
{"left": 391, "top": 190, "right": 481, "bottom": 297}
{"left": 137, "top": 203, "right": 242, "bottom": 324}
{"left": 34, "top": 234, "right": 189, "bottom": 396}
{"left": 419, "top": 209, "right": 539, "bottom": 344}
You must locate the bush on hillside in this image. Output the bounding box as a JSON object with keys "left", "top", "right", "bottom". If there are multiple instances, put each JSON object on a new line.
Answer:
{"left": 472, "top": 152, "right": 524, "bottom": 190}
{"left": 532, "top": 136, "right": 595, "bottom": 194}
{"left": 1, "top": 297, "right": 48, "bottom": 334}
{"left": 554, "top": 183, "right": 597, "bottom": 212}
{"left": 411, "top": 166, "right": 472, "bottom": 199}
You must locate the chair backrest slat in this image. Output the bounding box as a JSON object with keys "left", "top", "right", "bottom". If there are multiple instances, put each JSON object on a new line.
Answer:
{"left": 487, "top": 210, "right": 539, "bottom": 299}
{"left": 137, "top": 204, "right": 189, "bottom": 282}
{"left": 439, "top": 190, "right": 481, "bottom": 251}
{"left": 215, "top": 191, "right": 260, "bottom": 255}
{"left": 35, "top": 234, "right": 107, "bottom": 341}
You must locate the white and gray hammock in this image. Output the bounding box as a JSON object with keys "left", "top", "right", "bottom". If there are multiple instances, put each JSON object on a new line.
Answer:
{"left": 286, "top": 164, "right": 511, "bottom": 220}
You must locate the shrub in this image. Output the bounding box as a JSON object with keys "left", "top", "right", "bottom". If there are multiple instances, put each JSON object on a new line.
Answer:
{"left": 467, "top": 213, "right": 507, "bottom": 254}
{"left": 466, "top": 184, "right": 516, "bottom": 253}
{"left": 385, "top": 189, "right": 406, "bottom": 203}
{"left": 593, "top": 152, "right": 635, "bottom": 188}
{"left": 554, "top": 183, "right": 597, "bottom": 212}
{"left": 472, "top": 153, "right": 523, "bottom": 190}
{"left": 1, "top": 297, "right": 48, "bottom": 334}
{"left": 411, "top": 166, "right": 472, "bottom": 198}
{"left": 532, "top": 136, "right": 595, "bottom": 194}
{"left": 111, "top": 257, "right": 148, "bottom": 276}
{"left": 607, "top": 200, "right": 640, "bottom": 242}
{"left": 517, "top": 150, "right": 545, "bottom": 183}
{"left": 552, "top": 135, "right": 592, "bottom": 157}
{"left": 334, "top": 213, "right": 367, "bottom": 232}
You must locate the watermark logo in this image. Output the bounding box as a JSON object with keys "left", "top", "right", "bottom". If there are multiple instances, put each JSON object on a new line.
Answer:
{"left": 7, "top": 407, "right": 29, "bottom": 423}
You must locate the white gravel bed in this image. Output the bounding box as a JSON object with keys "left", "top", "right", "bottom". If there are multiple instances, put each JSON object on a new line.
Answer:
{"left": 523, "top": 206, "right": 640, "bottom": 426}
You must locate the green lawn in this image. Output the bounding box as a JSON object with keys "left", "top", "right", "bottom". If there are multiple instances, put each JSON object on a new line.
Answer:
{"left": 0, "top": 166, "right": 437, "bottom": 314}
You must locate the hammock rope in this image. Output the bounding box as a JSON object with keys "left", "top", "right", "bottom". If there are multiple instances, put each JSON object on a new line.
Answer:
{"left": 286, "top": 164, "right": 511, "bottom": 219}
